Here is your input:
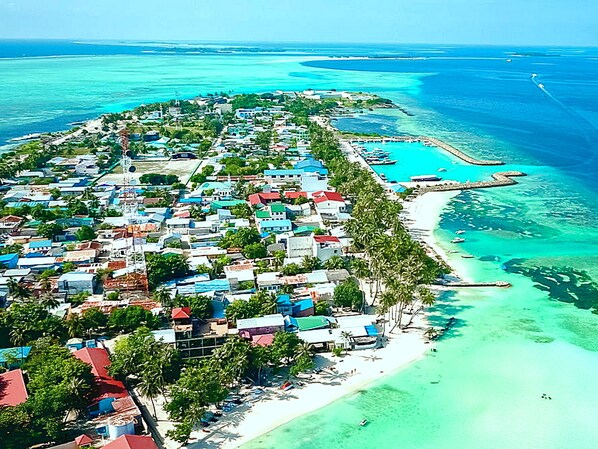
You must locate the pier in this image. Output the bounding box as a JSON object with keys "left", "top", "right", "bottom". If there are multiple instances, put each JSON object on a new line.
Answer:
{"left": 348, "top": 135, "right": 504, "bottom": 166}
{"left": 441, "top": 281, "right": 512, "bottom": 288}
{"left": 417, "top": 171, "right": 527, "bottom": 194}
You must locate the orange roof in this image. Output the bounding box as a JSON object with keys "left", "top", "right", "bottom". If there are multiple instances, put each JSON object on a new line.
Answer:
{"left": 103, "top": 435, "right": 158, "bottom": 449}
{"left": 171, "top": 307, "right": 191, "bottom": 320}
{"left": 0, "top": 369, "right": 28, "bottom": 407}
{"left": 284, "top": 191, "right": 308, "bottom": 199}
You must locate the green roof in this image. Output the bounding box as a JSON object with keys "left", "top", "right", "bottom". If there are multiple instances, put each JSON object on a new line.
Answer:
{"left": 255, "top": 210, "right": 271, "bottom": 219}
{"left": 210, "top": 200, "right": 246, "bottom": 210}
{"left": 270, "top": 203, "right": 286, "bottom": 213}
{"left": 295, "top": 316, "right": 329, "bottom": 331}
{"left": 294, "top": 226, "right": 317, "bottom": 235}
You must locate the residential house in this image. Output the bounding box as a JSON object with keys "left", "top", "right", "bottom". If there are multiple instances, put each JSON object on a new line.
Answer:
{"left": 248, "top": 192, "right": 280, "bottom": 207}
{"left": 258, "top": 219, "right": 292, "bottom": 234}
{"left": 0, "top": 215, "right": 24, "bottom": 231}
{"left": 0, "top": 346, "right": 32, "bottom": 369}
{"left": 313, "top": 235, "right": 343, "bottom": 261}
{"left": 58, "top": 272, "right": 96, "bottom": 294}
{"left": 237, "top": 314, "right": 285, "bottom": 339}
{"left": 73, "top": 347, "right": 129, "bottom": 417}
{"left": 223, "top": 262, "right": 255, "bottom": 290}
{"left": 26, "top": 239, "right": 53, "bottom": 254}
{"left": 264, "top": 169, "right": 303, "bottom": 187}
{"left": 0, "top": 369, "right": 28, "bottom": 407}
{"left": 103, "top": 435, "right": 158, "bottom": 449}
{"left": 294, "top": 157, "right": 328, "bottom": 176}
{"left": 172, "top": 308, "right": 229, "bottom": 359}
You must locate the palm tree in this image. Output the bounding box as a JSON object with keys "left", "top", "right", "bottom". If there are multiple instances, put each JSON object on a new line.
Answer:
{"left": 40, "top": 293, "right": 60, "bottom": 310}
{"left": 66, "top": 314, "right": 84, "bottom": 338}
{"left": 7, "top": 278, "right": 32, "bottom": 302}
{"left": 324, "top": 256, "right": 346, "bottom": 270}
{"left": 9, "top": 327, "right": 28, "bottom": 365}
{"left": 340, "top": 331, "right": 353, "bottom": 354}
{"left": 301, "top": 256, "right": 321, "bottom": 272}
{"left": 137, "top": 368, "right": 162, "bottom": 419}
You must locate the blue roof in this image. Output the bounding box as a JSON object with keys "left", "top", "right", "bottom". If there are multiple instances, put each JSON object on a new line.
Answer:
{"left": 264, "top": 169, "right": 303, "bottom": 176}
{"left": 293, "top": 298, "right": 314, "bottom": 313}
{"left": 365, "top": 324, "right": 379, "bottom": 336}
{"left": 260, "top": 219, "right": 292, "bottom": 228}
{"left": 0, "top": 253, "right": 18, "bottom": 262}
{"left": 29, "top": 239, "right": 52, "bottom": 249}
{"left": 276, "top": 294, "right": 292, "bottom": 305}
{"left": 295, "top": 159, "right": 323, "bottom": 169}
{"left": 0, "top": 346, "right": 32, "bottom": 364}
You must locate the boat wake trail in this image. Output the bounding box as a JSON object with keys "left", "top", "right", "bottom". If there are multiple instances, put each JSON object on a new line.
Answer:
{"left": 531, "top": 74, "right": 598, "bottom": 171}
{"left": 531, "top": 74, "right": 598, "bottom": 146}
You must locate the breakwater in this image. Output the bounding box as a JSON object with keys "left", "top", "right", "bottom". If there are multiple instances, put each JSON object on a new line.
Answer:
{"left": 349, "top": 136, "right": 504, "bottom": 166}
{"left": 417, "top": 171, "right": 527, "bottom": 194}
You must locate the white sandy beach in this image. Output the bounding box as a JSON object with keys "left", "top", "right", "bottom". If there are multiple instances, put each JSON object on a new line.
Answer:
{"left": 190, "top": 322, "right": 431, "bottom": 449}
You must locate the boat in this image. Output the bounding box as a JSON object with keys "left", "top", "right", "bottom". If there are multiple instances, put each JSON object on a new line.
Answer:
{"left": 410, "top": 175, "right": 442, "bottom": 182}
{"left": 461, "top": 255, "right": 474, "bottom": 259}
{"left": 437, "top": 168, "right": 447, "bottom": 172}
{"left": 506, "top": 58, "right": 512, "bottom": 62}
{"left": 359, "top": 419, "right": 368, "bottom": 427}
{"left": 370, "top": 159, "right": 397, "bottom": 166}
{"left": 455, "top": 230, "right": 466, "bottom": 235}
{"left": 451, "top": 237, "right": 465, "bottom": 243}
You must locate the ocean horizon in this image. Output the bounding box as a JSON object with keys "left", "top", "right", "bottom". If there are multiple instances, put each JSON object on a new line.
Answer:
{"left": 1, "top": 40, "right": 597, "bottom": 449}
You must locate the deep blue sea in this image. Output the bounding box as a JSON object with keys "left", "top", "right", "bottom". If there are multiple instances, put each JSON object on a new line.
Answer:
{"left": 1, "top": 40, "right": 597, "bottom": 449}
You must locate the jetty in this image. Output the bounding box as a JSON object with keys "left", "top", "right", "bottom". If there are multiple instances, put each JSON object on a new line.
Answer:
{"left": 419, "top": 137, "right": 504, "bottom": 166}
{"left": 417, "top": 171, "right": 527, "bottom": 194}
{"left": 441, "top": 281, "right": 512, "bottom": 288}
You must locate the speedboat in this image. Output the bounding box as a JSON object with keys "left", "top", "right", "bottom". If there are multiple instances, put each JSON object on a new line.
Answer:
{"left": 359, "top": 419, "right": 368, "bottom": 427}
{"left": 455, "top": 230, "right": 466, "bottom": 235}
{"left": 451, "top": 237, "right": 465, "bottom": 243}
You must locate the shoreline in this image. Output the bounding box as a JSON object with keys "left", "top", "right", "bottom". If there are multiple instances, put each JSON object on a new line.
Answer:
{"left": 184, "top": 120, "right": 471, "bottom": 449}
{"left": 208, "top": 326, "right": 430, "bottom": 449}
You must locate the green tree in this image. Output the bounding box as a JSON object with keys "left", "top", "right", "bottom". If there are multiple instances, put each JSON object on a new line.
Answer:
{"left": 302, "top": 256, "right": 322, "bottom": 272}
{"left": 75, "top": 225, "right": 96, "bottom": 241}
{"left": 36, "top": 223, "right": 63, "bottom": 240}
{"left": 314, "top": 301, "right": 330, "bottom": 316}
{"left": 108, "top": 306, "right": 160, "bottom": 333}
{"left": 333, "top": 278, "right": 365, "bottom": 311}
{"left": 146, "top": 253, "right": 190, "bottom": 289}
{"left": 81, "top": 307, "right": 108, "bottom": 336}
{"left": 243, "top": 242, "right": 267, "bottom": 259}
{"left": 324, "top": 256, "right": 346, "bottom": 270}
{"left": 230, "top": 202, "right": 252, "bottom": 219}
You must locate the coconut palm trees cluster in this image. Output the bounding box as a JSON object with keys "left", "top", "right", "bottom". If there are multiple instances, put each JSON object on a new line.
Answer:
{"left": 165, "top": 332, "right": 313, "bottom": 444}
{"left": 309, "top": 123, "right": 447, "bottom": 332}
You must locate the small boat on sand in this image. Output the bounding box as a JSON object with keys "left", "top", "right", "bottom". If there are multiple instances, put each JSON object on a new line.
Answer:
{"left": 461, "top": 255, "right": 474, "bottom": 259}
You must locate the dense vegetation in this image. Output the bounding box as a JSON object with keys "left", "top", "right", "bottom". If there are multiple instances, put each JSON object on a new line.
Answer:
{"left": 309, "top": 123, "right": 447, "bottom": 330}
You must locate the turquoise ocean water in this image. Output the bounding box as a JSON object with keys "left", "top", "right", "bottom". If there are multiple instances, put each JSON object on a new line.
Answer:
{"left": 1, "top": 41, "right": 597, "bottom": 448}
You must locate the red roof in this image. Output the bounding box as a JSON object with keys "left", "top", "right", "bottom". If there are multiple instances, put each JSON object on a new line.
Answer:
{"left": 75, "top": 434, "right": 94, "bottom": 446}
{"left": 249, "top": 192, "right": 280, "bottom": 206}
{"left": 171, "top": 307, "right": 192, "bottom": 320}
{"left": 313, "top": 191, "right": 344, "bottom": 203}
{"left": 103, "top": 435, "right": 158, "bottom": 449}
{"left": 284, "top": 191, "right": 308, "bottom": 199}
{"left": 251, "top": 333, "right": 275, "bottom": 347}
{"left": 0, "top": 369, "right": 28, "bottom": 407}
{"left": 73, "top": 348, "right": 128, "bottom": 404}
{"left": 313, "top": 235, "right": 341, "bottom": 244}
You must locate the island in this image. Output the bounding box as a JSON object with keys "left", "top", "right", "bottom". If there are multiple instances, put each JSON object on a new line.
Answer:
{"left": 0, "top": 89, "right": 517, "bottom": 449}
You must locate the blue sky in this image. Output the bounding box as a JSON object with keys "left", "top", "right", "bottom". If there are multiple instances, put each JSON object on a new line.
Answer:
{"left": 0, "top": 0, "right": 596, "bottom": 46}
